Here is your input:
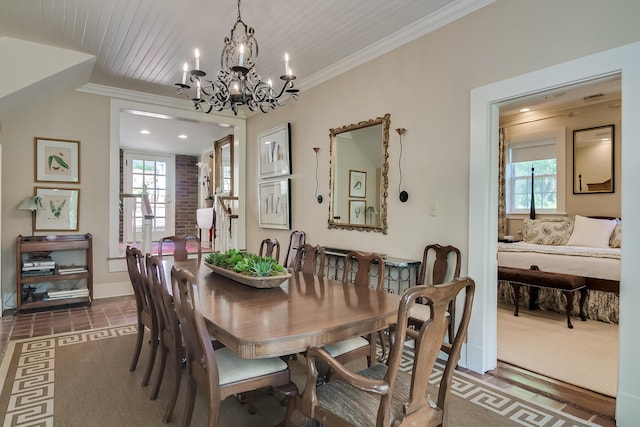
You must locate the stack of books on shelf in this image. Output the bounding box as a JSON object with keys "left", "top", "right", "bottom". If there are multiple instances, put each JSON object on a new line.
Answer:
{"left": 44, "top": 288, "right": 90, "bottom": 301}
{"left": 22, "top": 257, "right": 56, "bottom": 277}
{"left": 57, "top": 265, "right": 89, "bottom": 275}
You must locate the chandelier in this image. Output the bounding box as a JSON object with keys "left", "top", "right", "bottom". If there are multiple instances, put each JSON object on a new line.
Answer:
{"left": 175, "top": 0, "right": 299, "bottom": 115}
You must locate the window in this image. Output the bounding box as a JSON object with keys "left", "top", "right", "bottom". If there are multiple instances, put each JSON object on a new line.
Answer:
{"left": 506, "top": 128, "right": 565, "bottom": 215}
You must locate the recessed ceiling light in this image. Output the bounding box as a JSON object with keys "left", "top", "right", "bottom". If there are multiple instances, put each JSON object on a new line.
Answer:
{"left": 140, "top": 129, "right": 150, "bottom": 135}
{"left": 178, "top": 134, "right": 188, "bottom": 139}
{"left": 219, "top": 123, "right": 232, "bottom": 128}
{"left": 127, "top": 110, "right": 173, "bottom": 120}
{"left": 520, "top": 108, "right": 530, "bottom": 113}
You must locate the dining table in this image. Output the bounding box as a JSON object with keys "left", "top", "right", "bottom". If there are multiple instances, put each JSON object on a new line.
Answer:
{"left": 165, "top": 259, "right": 401, "bottom": 359}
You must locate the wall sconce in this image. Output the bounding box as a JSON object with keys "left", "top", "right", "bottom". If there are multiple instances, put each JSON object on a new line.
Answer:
{"left": 18, "top": 196, "right": 43, "bottom": 236}
{"left": 396, "top": 128, "right": 408, "bottom": 202}
{"left": 313, "top": 147, "right": 323, "bottom": 203}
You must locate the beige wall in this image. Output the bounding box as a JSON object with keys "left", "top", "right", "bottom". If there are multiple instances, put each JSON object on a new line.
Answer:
{"left": 1, "top": 91, "right": 129, "bottom": 306}
{"left": 245, "top": 0, "right": 639, "bottom": 260}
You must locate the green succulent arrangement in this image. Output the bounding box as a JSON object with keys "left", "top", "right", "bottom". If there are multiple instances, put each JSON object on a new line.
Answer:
{"left": 205, "top": 249, "right": 285, "bottom": 277}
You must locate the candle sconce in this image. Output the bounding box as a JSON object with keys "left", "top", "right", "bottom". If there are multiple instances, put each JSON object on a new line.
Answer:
{"left": 396, "top": 128, "right": 408, "bottom": 203}
{"left": 313, "top": 147, "right": 323, "bottom": 203}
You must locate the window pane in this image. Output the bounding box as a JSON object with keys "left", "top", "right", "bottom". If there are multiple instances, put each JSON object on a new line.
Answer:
{"left": 132, "top": 160, "right": 144, "bottom": 173}
{"left": 155, "top": 162, "right": 166, "bottom": 175}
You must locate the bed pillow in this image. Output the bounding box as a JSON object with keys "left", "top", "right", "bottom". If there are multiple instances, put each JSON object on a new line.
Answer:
{"left": 523, "top": 217, "right": 574, "bottom": 245}
{"left": 609, "top": 220, "right": 621, "bottom": 248}
{"left": 566, "top": 215, "right": 617, "bottom": 248}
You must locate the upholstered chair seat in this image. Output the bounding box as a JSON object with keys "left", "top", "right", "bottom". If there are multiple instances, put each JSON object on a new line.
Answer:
{"left": 215, "top": 347, "right": 289, "bottom": 385}
{"left": 323, "top": 336, "right": 370, "bottom": 358}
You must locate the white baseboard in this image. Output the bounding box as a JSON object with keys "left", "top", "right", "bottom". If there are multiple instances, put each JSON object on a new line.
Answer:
{"left": 93, "top": 281, "right": 132, "bottom": 299}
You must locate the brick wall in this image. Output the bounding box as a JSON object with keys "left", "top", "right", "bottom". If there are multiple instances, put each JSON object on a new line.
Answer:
{"left": 174, "top": 154, "right": 199, "bottom": 236}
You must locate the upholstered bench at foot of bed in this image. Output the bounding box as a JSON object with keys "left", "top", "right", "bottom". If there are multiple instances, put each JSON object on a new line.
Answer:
{"left": 497, "top": 266, "right": 587, "bottom": 329}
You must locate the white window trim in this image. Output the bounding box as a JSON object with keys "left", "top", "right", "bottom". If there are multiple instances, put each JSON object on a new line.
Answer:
{"left": 506, "top": 127, "right": 566, "bottom": 215}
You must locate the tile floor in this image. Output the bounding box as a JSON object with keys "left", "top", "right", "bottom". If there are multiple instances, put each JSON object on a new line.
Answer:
{"left": 0, "top": 295, "right": 616, "bottom": 426}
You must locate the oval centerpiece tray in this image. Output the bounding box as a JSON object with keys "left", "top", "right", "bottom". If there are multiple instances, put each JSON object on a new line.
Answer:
{"left": 204, "top": 262, "right": 291, "bottom": 289}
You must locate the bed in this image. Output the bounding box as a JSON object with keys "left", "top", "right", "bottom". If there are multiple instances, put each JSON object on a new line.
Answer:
{"left": 497, "top": 215, "right": 621, "bottom": 324}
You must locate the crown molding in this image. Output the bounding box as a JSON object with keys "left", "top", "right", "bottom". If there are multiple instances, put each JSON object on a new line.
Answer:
{"left": 298, "top": 0, "right": 494, "bottom": 92}
{"left": 77, "top": 83, "right": 247, "bottom": 119}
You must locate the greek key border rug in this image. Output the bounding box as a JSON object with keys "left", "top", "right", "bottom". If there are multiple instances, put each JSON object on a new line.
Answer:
{"left": 0, "top": 325, "right": 601, "bottom": 426}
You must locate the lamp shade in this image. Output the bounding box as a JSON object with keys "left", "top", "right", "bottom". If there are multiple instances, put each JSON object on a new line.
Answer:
{"left": 18, "top": 196, "right": 43, "bottom": 211}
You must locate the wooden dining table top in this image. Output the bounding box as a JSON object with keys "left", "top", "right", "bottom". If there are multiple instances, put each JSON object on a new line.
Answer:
{"left": 166, "top": 260, "right": 401, "bottom": 359}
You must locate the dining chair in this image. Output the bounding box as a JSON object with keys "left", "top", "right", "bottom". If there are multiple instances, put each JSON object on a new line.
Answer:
{"left": 259, "top": 238, "right": 280, "bottom": 264}
{"left": 159, "top": 235, "right": 202, "bottom": 263}
{"left": 409, "top": 244, "right": 461, "bottom": 343}
{"left": 321, "top": 251, "right": 385, "bottom": 380}
{"left": 284, "top": 230, "right": 306, "bottom": 269}
{"left": 126, "top": 246, "right": 158, "bottom": 388}
{"left": 146, "top": 255, "right": 185, "bottom": 422}
{"left": 170, "top": 266, "right": 295, "bottom": 427}
{"left": 293, "top": 243, "right": 325, "bottom": 277}
{"left": 284, "top": 277, "right": 476, "bottom": 427}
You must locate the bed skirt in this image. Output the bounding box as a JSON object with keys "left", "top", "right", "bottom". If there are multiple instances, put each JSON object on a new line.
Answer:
{"left": 497, "top": 280, "right": 619, "bottom": 324}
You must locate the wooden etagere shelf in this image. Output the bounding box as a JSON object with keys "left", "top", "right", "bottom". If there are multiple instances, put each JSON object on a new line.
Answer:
{"left": 16, "top": 233, "right": 93, "bottom": 312}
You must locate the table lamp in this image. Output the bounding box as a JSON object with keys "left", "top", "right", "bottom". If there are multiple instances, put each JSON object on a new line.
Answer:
{"left": 18, "top": 196, "right": 43, "bottom": 236}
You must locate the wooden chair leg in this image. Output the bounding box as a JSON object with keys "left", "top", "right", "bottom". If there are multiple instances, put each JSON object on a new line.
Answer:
{"left": 162, "top": 351, "right": 183, "bottom": 423}
{"left": 247, "top": 391, "right": 257, "bottom": 415}
{"left": 150, "top": 345, "right": 167, "bottom": 400}
{"left": 130, "top": 323, "right": 144, "bottom": 371}
{"left": 182, "top": 377, "right": 197, "bottom": 427}
{"left": 142, "top": 332, "right": 158, "bottom": 387}
{"left": 377, "top": 329, "right": 387, "bottom": 363}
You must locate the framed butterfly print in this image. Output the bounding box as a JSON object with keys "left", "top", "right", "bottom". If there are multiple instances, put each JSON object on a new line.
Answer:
{"left": 35, "top": 187, "right": 80, "bottom": 231}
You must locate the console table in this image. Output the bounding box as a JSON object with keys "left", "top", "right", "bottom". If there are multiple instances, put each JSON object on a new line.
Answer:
{"left": 323, "top": 247, "right": 420, "bottom": 295}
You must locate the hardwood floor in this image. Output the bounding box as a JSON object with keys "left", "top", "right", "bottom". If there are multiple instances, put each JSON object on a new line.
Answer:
{"left": 488, "top": 361, "right": 616, "bottom": 423}
{"left": 0, "top": 295, "right": 617, "bottom": 426}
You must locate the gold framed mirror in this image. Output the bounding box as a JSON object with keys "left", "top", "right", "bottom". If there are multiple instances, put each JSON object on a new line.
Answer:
{"left": 328, "top": 114, "right": 390, "bottom": 234}
{"left": 214, "top": 134, "right": 234, "bottom": 196}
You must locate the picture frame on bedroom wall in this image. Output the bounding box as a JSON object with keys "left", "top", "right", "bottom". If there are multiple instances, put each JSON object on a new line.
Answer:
{"left": 572, "top": 125, "right": 614, "bottom": 194}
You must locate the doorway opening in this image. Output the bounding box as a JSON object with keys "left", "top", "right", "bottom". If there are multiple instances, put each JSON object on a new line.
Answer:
{"left": 468, "top": 41, "right": 640, "bottom": 424}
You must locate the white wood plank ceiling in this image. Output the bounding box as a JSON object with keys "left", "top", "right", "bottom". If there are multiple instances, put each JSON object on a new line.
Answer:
{"left": 0, "top": 0, "right": 492, "bottom": 97}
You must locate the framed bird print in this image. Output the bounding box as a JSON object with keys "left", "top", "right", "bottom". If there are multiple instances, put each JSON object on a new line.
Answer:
{"left": 35, "top": 137, "right": 80, "bottom": 183}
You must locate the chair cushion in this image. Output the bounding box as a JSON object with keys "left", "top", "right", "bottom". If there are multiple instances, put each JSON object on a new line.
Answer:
{"left": 324, "top": 336, "right": 370, "bottom": 357}
{"left": 215, "top": 347, "right": 288, "bottom": 385}
{"left": 408, "top": 303, "right": 450, "bottom": 322}
{"left": 315, "top": 364, "right": 437, "bottom": 425}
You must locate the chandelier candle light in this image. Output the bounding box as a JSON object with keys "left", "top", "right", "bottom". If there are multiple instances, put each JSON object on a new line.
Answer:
{"left": 175, "top": 0, "right": 299, "bottom": 115}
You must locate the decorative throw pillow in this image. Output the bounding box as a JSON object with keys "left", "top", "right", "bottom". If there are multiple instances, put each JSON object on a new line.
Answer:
{"left": 566, "top": 215, "right": 617, "bottom": 248}
{"left": 609, "top": 220, "right": 621, "bottom": 248}
{"left": 523, "top": 217, "right": 574, "bottom": 245}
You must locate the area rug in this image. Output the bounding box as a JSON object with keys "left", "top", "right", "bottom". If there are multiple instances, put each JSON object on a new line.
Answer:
{"left": 498, "top": 304, "right": 618, "bottom": 397}
{"left": 0, "top": 325, "right": 601, "bottom": 426}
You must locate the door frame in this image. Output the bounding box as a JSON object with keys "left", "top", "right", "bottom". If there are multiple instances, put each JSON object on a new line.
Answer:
{"left": 467, "top": 41, "right": 640, "bottom": 423}
{"left": 108, "top": 98, "right": 247, "bottom": 271}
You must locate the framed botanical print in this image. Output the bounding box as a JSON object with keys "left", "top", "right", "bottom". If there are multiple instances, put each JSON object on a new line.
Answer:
{"left": 35, "top": 187, "right": 80, "bottom": 231}
{"left": 258, "top": 178, "right": 291, "bottom": 230}
{"left": 35, "top": 137, "right": 80, "bottom": 183}
{"left": 258, "top": 123, "right": 291, "bottom": 179}
{"left": 349, "top": 170, "right": 366, "bottom": 198}
{"left": 349, "top": 200, "right": 366, "bottom": 225}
